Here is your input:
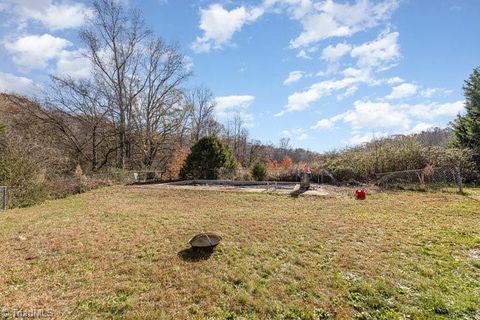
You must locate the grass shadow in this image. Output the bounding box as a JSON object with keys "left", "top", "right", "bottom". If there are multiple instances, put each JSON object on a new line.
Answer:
{"left": 178, "top": 247, "right": 213, "bottom": 262}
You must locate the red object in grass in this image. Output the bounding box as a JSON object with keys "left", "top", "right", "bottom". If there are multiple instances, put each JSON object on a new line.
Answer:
{"left": 355, "top": 189, "right": 366, "bottom": 200}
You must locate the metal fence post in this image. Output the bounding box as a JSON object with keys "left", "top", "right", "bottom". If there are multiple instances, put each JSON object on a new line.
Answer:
{"left": 455, "top": 167, "right": 464, "bottom": 194}
{"left": 1, "top": 186, "right": 7, "bottom": 211}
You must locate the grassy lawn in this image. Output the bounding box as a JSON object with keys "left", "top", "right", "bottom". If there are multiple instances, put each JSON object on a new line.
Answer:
{"left": 0, "top": 186, "right": 479, "bottom": 319}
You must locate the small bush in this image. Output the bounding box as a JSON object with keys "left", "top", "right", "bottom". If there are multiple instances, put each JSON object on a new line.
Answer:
{"left": 251, "top": 162, "right": 267, "bottom": 181}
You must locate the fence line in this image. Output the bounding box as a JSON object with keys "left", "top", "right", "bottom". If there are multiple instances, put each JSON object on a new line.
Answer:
{"left": 0, "top": 186, "right": 7, "bottom": 211}
{"left": 374, "top": 166, "right": 466, "bottom": 193}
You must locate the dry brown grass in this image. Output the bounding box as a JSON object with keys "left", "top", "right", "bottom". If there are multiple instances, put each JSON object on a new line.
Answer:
{"left": 0, "top": 186, "right": 479, "bottom": 319}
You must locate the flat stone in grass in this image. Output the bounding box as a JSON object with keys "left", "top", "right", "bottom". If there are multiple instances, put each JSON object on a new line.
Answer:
{"left": 469, "top": 248, "right": 480, "bottom": 259}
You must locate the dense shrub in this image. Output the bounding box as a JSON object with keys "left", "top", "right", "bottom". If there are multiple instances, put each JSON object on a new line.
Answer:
{"left": 0, "top": 111, "right": 110, "bottom": 208}
{"left": 330, "top": 166, "right": 358, "bottom": 182}
{"left": 0, "top": 129, "right": 53, "bottom": 207}
{"left": 318, "top": 138, "right": 478, "bottom": 185}
{"left": 180, "top": 136, "right": 237, "bottom": 180}
{"left": 0, "top": 155, "right": 48, "bottom": 207}
{"left": 251, "top": 162, "right": 267, "bottom": 181}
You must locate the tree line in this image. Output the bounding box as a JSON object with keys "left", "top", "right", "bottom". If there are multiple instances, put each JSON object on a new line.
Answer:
{"left": 1, "top": 1, "right": 315, "bottom": 175}
{"left": 1, "top": 0, "right": 479, "bottom": 206}
{"left": 0, "top": 1, "right": 317, "bottom": 207}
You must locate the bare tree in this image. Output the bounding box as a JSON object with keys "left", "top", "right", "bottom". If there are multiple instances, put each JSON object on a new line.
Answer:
{"left": 277, "top": 137, "right": 292, "bottom": 160}
{"left": 185, "top": 86, "right": 216, "bottom": 143}
{"left": 224, "top": 113, "right": 249, "bottom": 166}
{"left": 77, "top": 0, "right": 190, "bottom": 169}
{"left": 44, "top": 77, "right": 118, "bottom": 171}
{"left": 80, "top": 0, "right": 152, "bottom": 168}
{"left": 279, "top": 137, "right": 291, "bottom": 150}
{"left": 203, "top": 118, "right": 224, "bottom": 137}
{"left": 134, "top": 39, "right": 191, "bottom": 168}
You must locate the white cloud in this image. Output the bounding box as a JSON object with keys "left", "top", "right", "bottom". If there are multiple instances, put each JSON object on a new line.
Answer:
{"left": 312, "top": 99, "right": 465, "bottom": 136}
{"left": 289, "top": 0, "right": 399, "bottom": 48}
{"left": 277, "top": 30, "right": 401, "bottom": 116}
{"left": 192, "top": 0, "right": 399, "bottom": 53}
{"left": 0, "top": 0, "right": 92, "bottom": 30}
{"left": 344, "top": 131, "right": 388, "bottom": 145}
{"left": 214, "top": 95, "right": 255, "bottom": 126}
{"left": 386, "top": 82, "right": 417, "bottom": 100}
{"left": 386, "top": 76, "right": 404, "bottom": 84}
{"left": 54, "top": 49, "right": 91, "bottom": 79}
{"left": 283, "top": 71, "right": 305, "bottom": 85}
{"left": 4, "top": 33, "right": 89, "bottom": 78}
{"left": 408, "top": 101, "right": 465, "bottom": 119}
{"left": 343, "top": 121, "right": 442, "bottom": 146}
{"left": 420, "top": 88, "right": 452, "bottom": 98}
{"left": 215, "top": 95, "right": 255, "bottom": 112}
{"left": 311, "top": 112, "right": 346, "bottom": 130}
{"left": 338, "top": 101, "right": 461, "bottom": 145}
{"left": 276, "top": 80, "right": 343, "bottom": 116}
{"left": 311, "top": 118, "right": 334, "bottom": 130}
{"left": 350, "top": 31, "right": 400, "bottom": 69}
{"left": 420, "top": 88, "right": 436, "bottom": 98}
{"left": 298, "top": 132, "right": 308, "bottom": 140}
{"left": 282, "top": 127, "right": 309, "bottom": 141}
{"left": 267, "top": 0, "right": 314, "bottom": 20}
{"left": 183, "top": 55, "right": 194, "bottom": 72}
{"left": 277, "top": 66, "right": 372, "bottom": 116}
{"left": 406, "top": 122, "right": 435, "bottom": 134}
{"left": 278, "top": 30, "right": 401, "bottom": 116}
{"left": 316, "top": 64, "right": 339, "bottom": 77}
{"left": 337, "top": 85, "right": 358, "bottom": 100}
{"left": 30, "top": 2, "right": 92, "bottom": 30}
{"left": 321, "top": 42, "right": 351, "bottom": 62}
{"left": 0, "top": 72, "right": 39, "bottom": 95}
{"left": 191, "top": 4, "right": 264, "bottom": 52}
{"left": 296, "top": 49, "right": 312, "bottom": 60}
{"left": 5, "top": 34, "right": 71, "bottom": 69}
{"left": 342, "top": 100, "right": 410, "bottom": 130}
{"left": 341, "top": 67, "right": 369, "bottom": 79}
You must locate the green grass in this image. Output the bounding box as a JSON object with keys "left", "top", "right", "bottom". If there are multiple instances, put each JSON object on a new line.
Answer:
{"left": 0, "top": 186, "right": 479, "bottom": 319}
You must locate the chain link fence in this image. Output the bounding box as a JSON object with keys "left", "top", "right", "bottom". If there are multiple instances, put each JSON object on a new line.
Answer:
{"left": 375, "top": 166, "right": 470, "bottom": 192}
{"left": 1, "top": 186, "right": 7, "bottom": 210}
{"left": 305, "top": 165, "right": 476, "bottom": 193}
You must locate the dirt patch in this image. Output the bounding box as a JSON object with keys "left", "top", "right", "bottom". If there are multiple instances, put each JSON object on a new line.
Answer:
{"left": 137, "top": 180, "right": 332, "bottom": 197}
{"left": 135, "top": 180, "right": 383, "bottom": 198}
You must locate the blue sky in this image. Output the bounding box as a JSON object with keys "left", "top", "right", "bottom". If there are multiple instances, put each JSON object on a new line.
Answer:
{"left": 0, "top": 0, "right": 479, "bottom": 152}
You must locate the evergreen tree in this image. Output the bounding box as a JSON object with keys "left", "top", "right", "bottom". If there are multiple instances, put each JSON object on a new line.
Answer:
{"left": 180, "top": 136, "right": 237, "bottom": 179}
{"left": 0, "top": 123, "right": 5, "bottom": 133}
{"left": 251, "top": 162, "right": 267, "bottom": 181}
{"left": 453, "top": 67, "right": 480, "bottom": 166}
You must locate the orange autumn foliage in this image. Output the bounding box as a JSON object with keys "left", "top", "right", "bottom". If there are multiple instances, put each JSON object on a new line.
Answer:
{"left": 266, "top": 159, "right": 279, "bottom": 171}
{"left": 281, "top": 155, "right": 293, "bottom": 169}
{"left": 166, "top": 148, "right": 189, "bottom": 179}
